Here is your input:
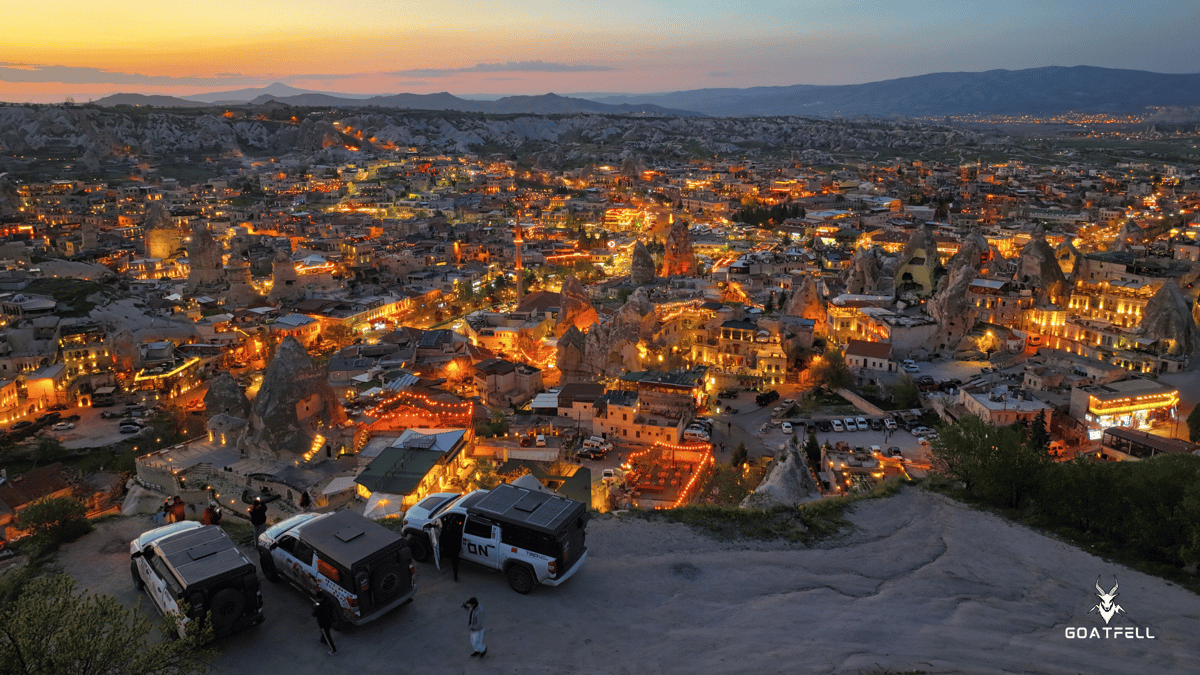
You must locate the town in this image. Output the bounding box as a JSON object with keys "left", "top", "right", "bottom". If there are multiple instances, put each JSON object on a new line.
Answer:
{"left": 0, "top": 105, "right": 1197, "bottom": 542}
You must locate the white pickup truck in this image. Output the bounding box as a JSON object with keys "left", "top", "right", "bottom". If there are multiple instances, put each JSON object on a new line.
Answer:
{"left": 401, "top": 483, "right": 589, "bottom": 594}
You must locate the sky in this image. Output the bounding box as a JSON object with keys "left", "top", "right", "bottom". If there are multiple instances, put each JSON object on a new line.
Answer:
{"left": 1, "top": 0, "right": 1198, "bottom": 103}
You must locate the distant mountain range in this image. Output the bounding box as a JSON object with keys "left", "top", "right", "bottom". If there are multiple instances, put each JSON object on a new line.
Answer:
{"left": 91, "top": 66, "right": 1200, "bottom": 118}
{"left": 93, "top": 89, "right": 701, "bottom": 117}
{"left": 585, "top": 66, "right": 1200, "bottom": 117}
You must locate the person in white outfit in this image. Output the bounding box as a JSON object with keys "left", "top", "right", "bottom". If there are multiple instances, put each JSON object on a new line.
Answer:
{"left": 464, "top": 597, "right": 486, "bottom": 658}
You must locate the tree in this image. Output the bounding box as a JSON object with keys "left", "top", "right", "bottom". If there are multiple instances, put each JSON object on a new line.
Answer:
{"left": 1187, "top": 404, "right": 1200, "bottom": 443}
{"left": 32, "top": 437, "right": 69, "bottom": 462}
{"left": 890, "top": 374, "right": 921, "bottom": 409}
{"left": 0, "top": 575, "right": 214, "bottom": 675}
{"left": 1027, "top": 408, "right": 1051, "bottom": 453}
{"left": 804, "top": 432, "right": 821, "bottom": 470}
{"left": 16, "top": 496, "right": 91, "bottom": 547}
{"left": 930, "top": 414, "right": 1051, "bottom": 508}
{"left": 809, "top": 348, "right": 851, "bottom": 391}
{"left": 730, "top": 442, "right": 748, "bottom": 467}
{"left": 322, "top": 323, "right": 354, "bottom": 349}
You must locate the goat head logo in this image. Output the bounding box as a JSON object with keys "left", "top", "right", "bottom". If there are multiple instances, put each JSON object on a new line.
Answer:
{"left": 1088, "top": 576, "right": 1125, "bottom": 625}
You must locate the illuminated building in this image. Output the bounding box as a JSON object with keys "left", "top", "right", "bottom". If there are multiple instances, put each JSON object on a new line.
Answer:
{"left": 355, "top": 428, "right": 471, "bottom": 515}
{"left": 1069, "top": 378, "right": 1180, "bottom": 438}
{"left": 1098, "top": 427, "right": 1200, "bottom": 462}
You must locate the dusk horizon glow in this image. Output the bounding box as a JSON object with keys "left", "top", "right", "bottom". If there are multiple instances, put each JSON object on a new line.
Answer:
{"left": 3, "top": 0, "right": 1199, "bottom": 104}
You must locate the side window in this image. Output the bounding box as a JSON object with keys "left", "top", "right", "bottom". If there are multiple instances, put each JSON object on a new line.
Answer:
{"left": 277, "top": 535, "right": 298, "bottom": 555}
{"left": 294, "top": 540, "right": 315, "bottom": 566}
{"left": 150, "top": 556, "right": 183, "bottom": 597}
{"left": 463, "top": 517, "right": 492, "bottom": 538}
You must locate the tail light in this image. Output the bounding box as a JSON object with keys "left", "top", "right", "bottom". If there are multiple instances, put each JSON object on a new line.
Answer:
{"left": 548, "top": 561, "right": 557, "bottom": 575}
{"left": 347, "top": 596, "right": 358, "bottom": 608}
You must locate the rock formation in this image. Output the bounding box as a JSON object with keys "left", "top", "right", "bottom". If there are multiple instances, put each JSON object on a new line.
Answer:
{"left": 204, "top": 371, "right": 251, "bottom": 420}
{"left": 1138, "top": 282, "right": 1200, "bottom": 356}
{"left": 660, "top": 219, "right": 697, "bottom": 277}
{"left": 784, "top": 276, "right": 827, "bottom": 334}
{"left": 630, "top": 241, "right": 656, "bottom": 286}
{"left": 843, "top": 246, "right": 896, "bottom": 295}
{"left": 927, "top": 264, "right": 980, "bottom": 353}
{"left": 554, "top": 275, "right": 599, "bottom": 336}
{"left": 242, "top": 336, "right": 347, "bottom": 458}
{"left": 143, "top": 203, "right": 182, "bottom": 261}
{"left": 1013, "top": 226, "right": 1067, "bottom": 302}
{"left": 186, "top": 221, "right": 224, "bottom": 292}
{"left": 556, "top": 287, "right": 656, "bottom": 382}
{"left": 1055, "top": 240, "right": 1081, "bottom": 276}
{"left": 0, "top": 178, "right": 21, "bottom": 217}
{"left": 893, "top": 224, "right": 943, "bottom": 300}
{"left": 268, "top": 249, "right": 303, "bottom": 305}
{"left": 740, "top": 443, "right": 819, "bottom": 509}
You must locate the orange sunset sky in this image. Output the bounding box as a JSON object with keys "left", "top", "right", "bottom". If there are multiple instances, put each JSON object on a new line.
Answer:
{"left": 2, "top": 0, "right": 1196, "bottom": 103}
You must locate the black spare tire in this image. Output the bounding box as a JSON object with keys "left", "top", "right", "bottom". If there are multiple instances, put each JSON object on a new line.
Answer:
{"left": 210, "top": 588, "right": 246, "bottom": 634}
{"left": 371, "top": 561, "right": 405, "bottom": 601}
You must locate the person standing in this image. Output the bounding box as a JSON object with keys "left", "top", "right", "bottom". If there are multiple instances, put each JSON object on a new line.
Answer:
{"left": 312, "top": 594, "right": 337, "bottom": 656}
{"left": 299, "top": 491, "right": 312, "bottom": 512}
{"left": 464, "top": 597, "right": 486, "bottom": 658}
{"left": 202, "top": 502, "right": 222, "bottom": 526}
{"left": 249, "top": 497, "right": 268, "bottom": 540}
{"left": 440, "top": 514, "right": 464, "bottom": 582}
{"left": 168, "top": 496, "right": 186, "bottom": 524}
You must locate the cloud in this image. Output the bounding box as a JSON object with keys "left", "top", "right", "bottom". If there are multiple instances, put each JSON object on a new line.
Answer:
{"left": 0, "top": 64, "right": 255, "bottom": 86}
{"left": 391, "top": 60, "right": 614, "bottom": 78}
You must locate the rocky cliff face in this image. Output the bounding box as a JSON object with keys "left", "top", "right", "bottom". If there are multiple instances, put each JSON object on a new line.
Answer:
{"left": 243, "top": 336, "right": 347, "bottom": 457}
{"left": 556, "top": 287, "right": 657, "bottom": 382}
{"left": 660, "top": 220, "right": 697, "bottom": 277}
{"left": 555, "top": 275, "right": 599, "bottom": 337}
{"left": 1013, "top": 227, "right": 1067, "bottom": 301}
{"left": 1139, "top": 282, "right": 1200, "bottom": 356}
{"left": 927, "top": 264, "right": 980, "bottom": 353}
{"left": 630, "top": 241, "right": 656, "bottom": 286}
{"left": 844, "top": 246, "right": 895, "bottom": 295}
{"left": 204, "top": 371, "right": 251, "bottom": 420}
{"left": 0, "top": 104, "right": 995, "bottom": 166}
{"left": 186, "top": 221, "right": 224, "bottom": 292}
{"left": 0, "top": 179, "right": 19, "bottom": 217}
{"left": 784, "top": 277, "right": 827, "bottom": 333}
{"left": 740, "top": 444, "right": 819, "bottom": 508}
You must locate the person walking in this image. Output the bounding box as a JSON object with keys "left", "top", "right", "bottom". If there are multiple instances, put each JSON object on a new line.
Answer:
{"left": 249, "top": 497, "right": 268, "bottom": 540}
{"left": 464, "top": 597, "right": 486, "bottom": 658}
{"left": 312, "top": 594, "right": 337, "bottom": 656}
{"left": 440, "top": 514, "right": 464, "bottom": 582}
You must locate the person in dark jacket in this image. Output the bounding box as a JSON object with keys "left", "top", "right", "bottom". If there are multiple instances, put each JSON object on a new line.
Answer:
{"left": 202, "top": 502, "right": 222, "bottom": 526}
{"left": 439, "top": 514, "right": 464, "bottom": 582}
{"left": 313, "top": 594, "right": 337, "bottom": 656}
{"left": 249, "top": 498, "right": 268, "bottom": 540}
{"left": 463, "top": 597, "right": 486, "bottom": 658}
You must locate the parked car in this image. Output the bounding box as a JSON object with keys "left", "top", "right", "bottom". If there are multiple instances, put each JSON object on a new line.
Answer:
{"left": 11, "top": 421, "right": 32, "bottom": 431}
{"left": 781, "top": 422, "right": 793, "bottom": 434}
{"left": 902, "top": 363, "right": 920, "bottom": 373}
{"left": 869, "top": 418, "right": 883, "bottom": 431}
{"left": 884, "top": 418, "right": 897, "bottom": 430}
{"left": 36, "top": 412, "right": 62, "bottom": 424}
{"left": 831, "top": 419, "right": 845, "bottom": 432}
{"left": 118, "top": 425, "right": 142, "bottom": 434}
{"left": 782, "top": 398, "right": 795, "bottom": 407}
{"left": 855, "top": 417, "right": 868, "bottom": 431}
{"left": 535, "top": 434, "right": 546, "bottom": 447}
{"left": 724, "top": 406, "right": 738, "bottom": 414}
{"left": 51, "top": 422, "right": 75, "bottom": 431}
{"left": 816, "top": 419, "right": 833, "bottom": 432}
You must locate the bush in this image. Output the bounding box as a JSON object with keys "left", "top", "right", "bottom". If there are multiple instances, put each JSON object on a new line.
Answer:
{"left": 17, "top": 496, "right": 92, "bottom": 548}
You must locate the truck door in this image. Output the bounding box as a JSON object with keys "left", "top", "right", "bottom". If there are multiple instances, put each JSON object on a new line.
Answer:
{"left": 460, "top": 516, "right": 498, "bottom": 567}
{"left": 276, "top": 534, "right": 319, "bottom": 594}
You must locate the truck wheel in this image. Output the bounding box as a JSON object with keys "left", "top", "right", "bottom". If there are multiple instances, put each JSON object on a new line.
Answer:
{"left": 130, "top": 560, "right": 144, "bottom": 591}
{"left": 258, "top": 551, "right": 280, "bottom": 582}
{"left": 371, "top": 561, "right": 405, "bottom": 600}
{"left": 210, "top": 589, "right": 246, "bottom": 635}
{"left": 505, "top": 564, "right": 535, "bottom": 594}
{"left": 406, "top": 534, "right": 430, "bottom": 563}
